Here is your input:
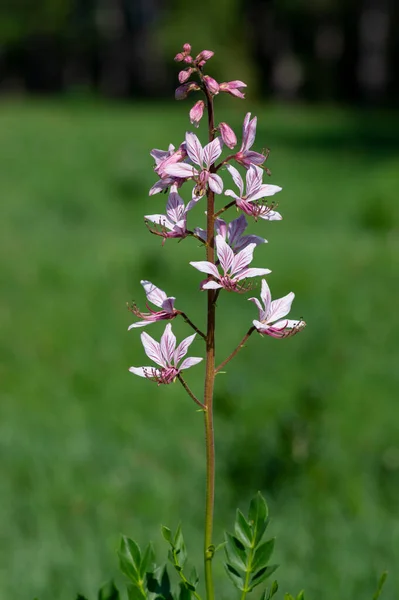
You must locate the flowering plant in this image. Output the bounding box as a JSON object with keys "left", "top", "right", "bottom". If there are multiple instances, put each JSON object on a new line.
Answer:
{"left": 122, "top": 42, "right": 308, "bottom": 600}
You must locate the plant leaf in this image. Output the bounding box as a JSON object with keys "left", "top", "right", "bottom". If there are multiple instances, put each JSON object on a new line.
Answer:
{"left": 161, "top": 526, "right": 172, "bottom": 543}
{"left": 252, "top": 538, "right": 275, "bottom": 572}
{"left": 262, "top": 580, "right": 279, "bottom": 600}
{"left": 224, "top": 533, "right": 248, "bottom": 572}
{"left": 98, "top": 581, "right": 120, "bottom": 600}
{"left": 248, "top": 492, "right": 269, "bottom": 546}
{"left": 140, "top": 542, "right": 155, "bottom": 578}
{"left": 373, "top": 572, "right": 388, "bottom": 600}
{"left": 234, "top": 509, "right": 253, "bottom": 548}
{"left": 249, "top": 564, "right": 278, "bottom": 590}
{"left": 119, "top": 537, "right": 141, "bottom": 582}
{"left": 126, "top": 584, "right": 146, "bottom": 600}
{"left": 296, "top": 592, "right": 305, "bottom": 600}
{"left": 224, "top": 563, "right": 245, "bottom": 591}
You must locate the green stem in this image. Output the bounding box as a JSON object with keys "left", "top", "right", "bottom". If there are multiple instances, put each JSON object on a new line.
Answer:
{"left": 215, "top": 326, "right": 255, "bottom": 374}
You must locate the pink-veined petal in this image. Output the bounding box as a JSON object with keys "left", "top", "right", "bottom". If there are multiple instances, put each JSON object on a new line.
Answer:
{"left": 174, "top": 333, "right": 196, "bottom": 364}
{"left": 145, "top": 214, "right": 174, "bottom": 231}
{"left": 180, "top": 356, "right": 203, "bottom": 370}
{"left": 160, "top": 323, "right": 176, "bottom": 364}
{"left": 166, "top": 190, "right": 185, "bottom": 223}
{"left": 249, "top": 184, "right": 282, "bottom": 202}
{"left": 269, "top": 292, "right": 295, "bottom": 323}
{"left": 164, "top": 162, "right": 198, "bottom": 178}
{"left": 224, "top": 189, "right": 240, "bottom": 201}
{"left": 246, "top": 165, "right": 262, "bottom": 197}
{"left": 141, "top": 331, "right": 164, "bottom": 366}
{"left": 208, "top": 173, "right": 224, "bottom": 194}
{"left": 260, "top": 278, "right": 272, "bottom": 318}
{"left": 226, "top": 164, "right": 244, "bottom": 196}
{"left": 149, "top": 179, "right": 173, "bottom": 195}
{"left": 128, "top": 320, "right": 155, "bottom": 330}
{"left": 272, "top": 318, "right": 302, "bottom": 330}
{"left": 190, "top": 261, "right": 220, "bottom": 278}
{"left": 248, "top": 296, "right": 265, "bottom": 320}
{"left": 202, "top": 137, "right": 223, "bottom": 169}
{"left": 215, "top": 235, "right": 234, "bottom": 273}
{"left": 193, "top": 227, "right": 207, "bottom": 242}
{"left": 129, "top": 366, "right": 161, "bottom": 378}
{"left": 243, "top": 150, "right": 267, "bottom": 166}
{"left": 242, "top": 114, "right": 257, "bottom": 151}
{"left": 185, "top": 132, "right": 203, "bottom": 166}
{"left": 202, "top": 280, "right": 223, "bottom": 289}
{"left": 236, "top": 267, "right": 271, "bottom": 280}
{"left": 230, "top": 243, "right": 256, "bottom": 275}
{"left": 215, "top": 217, "right": 228, "bottom": 239}
{"left": 161, "top": 297, "right": 176, "bottom": 314}
{"left": 259, "top": 210, "right": 283, "bottom": 221}
{"left": 141, "top": 280, "right": 167, "bottom": 308}
{"left": 227, "top": 215, "right": 247, "bottom": 247}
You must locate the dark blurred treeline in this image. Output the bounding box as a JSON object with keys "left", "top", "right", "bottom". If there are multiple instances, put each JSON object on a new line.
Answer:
{"left": 1, "top": 0, "right": 398, "bottom": 105}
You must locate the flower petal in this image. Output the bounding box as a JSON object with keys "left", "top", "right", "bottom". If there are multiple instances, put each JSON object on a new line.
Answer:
{"left": 128, "top": 320, "right": 154, "bottom": 329}
{"left": 202, "top": 137, "right": 223, "bottom": 169}
{"left": 269, "top": 292, "right": 295, "bottom": 323}
{"left": 164, "top": 163, "right": 198, "bottom": 178}
{"left": 230, "top": 243, "right": 256, "bottom": 275}
{"left": 202, "top": 280, "right": 223, "bottom": 289}
{"left": 160, "top": 323, "right": 176, "bottom": 365}
{"left": 185, "top": 132, "right": 203, "bottom": 166}
{"left": 242, "top": 150, "right": 266, "bottom": 166}
{"left": 236, "top": 267, "right": 271, "bottom": 280}
{"left": 161, "top": 297, "right": 176, "bottom": 314}
{"left": 129, "top": 366, "right": 161, "bottom": 378}
{"left": 141, "top": 280, "right": 167, "bottom": 308}
{"left": 259, "top": 210, "right": 283, "bottom": 221}
{"left": 166, "top": 190, "right": 185, "bottom": 223}
{"left": 208, "top": 173, "right": 224, "bottom": 194}
{"left": 145, "top": 214, "right": 174, "bottom": 230}
{"left": 141, "top": 331, "right": 164, "bottom": 367}
{"left": 248, "top": 296, "right": 264, "bottom": 319}
{"left": 226, "top": 164, "right": 244, "bottom": 196}
{"left": 260, "top": 278, "right": 272, "bottom": 318}
{"left": 242, "top": 113, "right": 257, "bottom": 151}
{"left": 180, "top": 356, "right": 203, "bottom": 370}
{"left": 227, "top": 215, "right": 247, "bottom": 247}
{"left": 174, "top": 333, "right": 196, "bottom": 364}
{"left": 190, "top": 261, "right": 220, "bottom": 278}
{"left": 246, "top": 165, "right": 262, "bottom": 197}
{"left": 215, "top": 235, "right": 234, "bottom": 273}
{"left": 249, "top": 184, "right": 282, "bottom": 202}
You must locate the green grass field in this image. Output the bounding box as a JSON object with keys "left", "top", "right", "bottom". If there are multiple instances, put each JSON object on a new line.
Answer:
{"left": 1, "top": 99, "right": 399, "bottom": 600}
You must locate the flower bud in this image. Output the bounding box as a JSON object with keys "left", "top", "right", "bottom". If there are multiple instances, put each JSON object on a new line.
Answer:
{"left": 195, "top": 50, "right": 214, "bottom": 64}
{"left": 189, "top": 100, "right": 205, "bottom": 128}
{"left": 183, "top": 43, "right": 191, "bottom": 53}
{"left": 219, "top": 80, "right": 247, "bottom": 99}
{"left": 183, "top": 55, "right": 193, "bottom": 64}
{"left": 174, "top": 52, "right": 185, "bottom": 62}
{"left": 219, "top": 122, "right": 237, "bottom": 149}
{"left": 175, "top": 82, "right": 200, "bottom": 100}
{"left": 203, "top": 75, "right": 220, "bottom": 95}
{"left": 178, "top": 68, "right": 194, "bottom": 84}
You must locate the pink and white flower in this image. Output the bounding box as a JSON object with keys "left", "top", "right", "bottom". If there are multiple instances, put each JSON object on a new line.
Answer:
{"left": 249, "top": 279, "right": 306, "bottom": 339}
{"left": 149, "top": 143, "right": 187, "bottom": 196}
{"left": 129, "top": 324, "right": 203, "bottom": 384}
{"left": 145, "top": 186, "right": 199, "bottom": 240}
{"left": 225, "top": 164, "right": 282, "bottom": 221}
{"left": 190, "top": 234, "right": 271, "bottom": 292}
{"left": 128, "top": 280, "right": 178, "bottom": 329}
{"left": 189, "top": 100, "right": 205, "bottom": 127}
{"left": 219, "top": 122, "right": 237, "bottom": 149}
{"left": 234, "top": 113, "right": 267, "bottom": 168}
{"left": 219, "top": 80, "right": 247, "bottom": 99}
{"left": 194, "top": 214, "right": 266, "bottom": 253}
{"left": 164, "top": 132, "right": 224, "bottom": 196}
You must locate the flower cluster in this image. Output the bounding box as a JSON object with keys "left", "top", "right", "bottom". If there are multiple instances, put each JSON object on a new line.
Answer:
{"left": 129, "top": 43, "right": 306, "bottom": 387}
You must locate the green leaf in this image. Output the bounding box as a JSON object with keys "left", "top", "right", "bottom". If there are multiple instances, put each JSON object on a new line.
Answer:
{"left": 248, "top": 493, "right": 269, "bottom": 546}
{"left": 252, "top": 538, "right": 275, "bottom": 572}
{"left": 373, "top": 572, "right": 388, "bottom": 600}
{"left": 140, "top": 542, "right": 155, "bottom": 578}
{"left": 234, "top": 509, "right": 253, "bottom": 548}
{"left": 146, "top": 567, "right": 173, "bottom": 600}
{"left": 126, "top": 584, "right": 146, "bottom": 600}
{"left": 174, "top": 525, "right": 184, "bottom": 551}
{"left": 249, "top": 564, "right": 278, "bottom": 590}
{"left": 296, "top": 592, "right": 305, "bottom": 600}
{"left": 263, "top": 580, "right": 279, "bottom": 600}
{"left": 284, "top": 595, "right": 295, "bottom": 600}
{"left": 161, "top": 526, "right": 172, "bottom": 543}
{"left": 98, "top": 581, "right": 120, "bottom": 600}
{"left": 118, "top": 537, "right": 142, "bottom": 582}
{"left": 214, "top": 541, "right": 226, "bottom": 553}
{"left": 179, "top": 582, "right": 191, "bottom": 600}
{"left": 188, "top": 565, "right": 199, "bottom": 589}
{"left": 224, "top": 532, "right": 248, "bottom": 572}
{"left": 76, "top": 595, "right": 89, "bottom": 600}
{"left": 224, "top": 563, "right": 245, "bottom": 591}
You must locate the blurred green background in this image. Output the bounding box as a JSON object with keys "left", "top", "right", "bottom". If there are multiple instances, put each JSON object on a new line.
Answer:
{"left": 1, "top": 2, "right": 399, "bottom": 600}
